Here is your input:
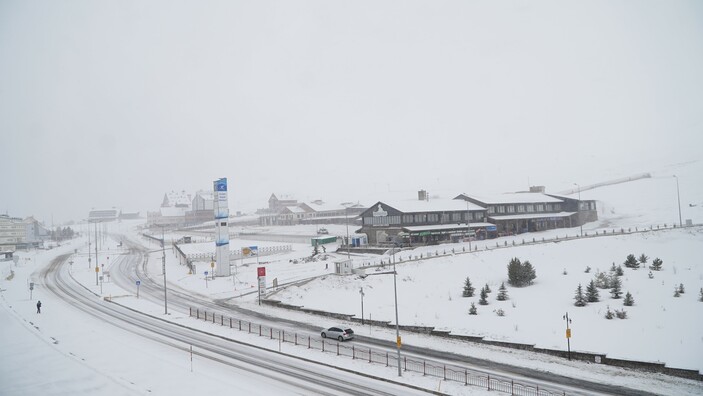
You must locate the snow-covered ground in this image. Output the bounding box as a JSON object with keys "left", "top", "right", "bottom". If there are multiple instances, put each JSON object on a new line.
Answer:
{"left": 2, "top": 161, "right": 702, "bottom": 395}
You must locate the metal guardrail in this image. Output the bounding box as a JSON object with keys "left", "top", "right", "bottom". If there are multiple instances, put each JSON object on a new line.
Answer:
{"left": 189, "top": 307, "right": 566, "bottom": 396}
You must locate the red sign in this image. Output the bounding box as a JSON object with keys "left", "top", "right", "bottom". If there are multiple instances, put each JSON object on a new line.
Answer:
{"left": 257, "top": 267, "right": 266, "bottom": 277}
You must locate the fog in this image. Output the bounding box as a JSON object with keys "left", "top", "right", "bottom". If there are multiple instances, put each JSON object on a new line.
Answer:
{"left": 2, "top": 1, "right": 702, "bottom": 224}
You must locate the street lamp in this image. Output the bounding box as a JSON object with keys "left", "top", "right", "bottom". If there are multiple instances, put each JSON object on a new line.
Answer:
{"left": 673, "top": 175, "right": 683, "bottom": 227}
{"left": 392, "top": 244, "right": 401, "bottom": 377}
{"left": 573, "top": 183, "right": 583, "bottom": 237}
{"left": 359, "top": 287, "right": 365, "bottom": 325}
{"left": 563, "top": 312, "right": 572, "bottom": 360}
{"left": 157, "top": 225, "right": 169, "bottom": 315}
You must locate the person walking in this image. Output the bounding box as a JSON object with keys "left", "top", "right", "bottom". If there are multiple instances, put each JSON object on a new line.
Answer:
{"left": 36, "top": 300, "right": 41, "bottom": 314}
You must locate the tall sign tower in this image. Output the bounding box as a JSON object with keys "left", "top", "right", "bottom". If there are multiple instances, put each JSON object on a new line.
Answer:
{"left": 213, "top": 178, "right": 231, "bottom": 277}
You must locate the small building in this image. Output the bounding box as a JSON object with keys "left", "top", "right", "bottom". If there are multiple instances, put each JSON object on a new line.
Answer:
{"left": 334, "top": 259, "right": 353, "bottom": 275}
{"left": 311, "top": 235, "right": 338, "bottom": 246}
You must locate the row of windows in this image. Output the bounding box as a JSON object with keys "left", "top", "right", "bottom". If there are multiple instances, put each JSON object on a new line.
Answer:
{"left": 488, "top": 203, "right": 561, "bottom": 214}
{"left": 367, "top": 212, "right": 482, "bottom": 226}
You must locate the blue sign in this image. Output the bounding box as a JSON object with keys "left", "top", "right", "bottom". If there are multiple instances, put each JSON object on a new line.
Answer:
{"left": 486, "top": 225, "right": 497, "bottom": 232}
{"left": 204, "top": 271, "right": 208, "bottom": 275}
{"left": 215, "top": 178, "right": 227, "bottom": 192}
{"left": 136, "top": 280, "right": 141, "bottom": 286}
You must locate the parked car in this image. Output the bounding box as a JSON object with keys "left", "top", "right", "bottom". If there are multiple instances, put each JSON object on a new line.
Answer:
{"left": 317, "top": 227, "right": 329, "bottom": 235}
{"left": 321, "top": 326, "right": 354, "bottom": 341}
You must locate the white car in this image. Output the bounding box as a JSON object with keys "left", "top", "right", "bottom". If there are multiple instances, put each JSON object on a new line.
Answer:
{"left": 321, "top": 326, "right": 354, "bottom": 341}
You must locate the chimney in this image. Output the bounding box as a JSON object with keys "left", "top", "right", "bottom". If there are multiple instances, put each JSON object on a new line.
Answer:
{"left": 418, "top": 190, "right": 427, "bottom": 201}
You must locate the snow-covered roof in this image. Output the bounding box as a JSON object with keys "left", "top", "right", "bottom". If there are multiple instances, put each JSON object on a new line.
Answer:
{"left": 488, "top": 212, "right": 576, "bottom": 221}
{"left": 305, "top": 200, "right": 346, "bottom": 212}
{"left": 284, "top": 206, "right": 306, "bottom": 213}
{"left": 463, "top": 192, "right": 563, "bottom": 205}
{"left": 381, "top": 198, "right": 485, "bottom": 213}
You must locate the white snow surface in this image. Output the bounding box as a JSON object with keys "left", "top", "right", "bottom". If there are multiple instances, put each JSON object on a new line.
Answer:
{"left": 2, "top": 160, "right": 703, "bottom": 395}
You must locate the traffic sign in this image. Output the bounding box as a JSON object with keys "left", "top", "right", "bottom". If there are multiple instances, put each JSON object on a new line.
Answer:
{"left": 136, "top": 280, "right": 141, "bottom": 286}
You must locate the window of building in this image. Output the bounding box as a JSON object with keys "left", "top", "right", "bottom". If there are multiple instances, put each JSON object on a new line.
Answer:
{"left": 554, "top": 204, "right": 561, "bottom": 211}
{"left": 488, "top": 206, "right": 495, "bottom": 214}
{"left": 546, "top": 204, "right": 553, "bottom": 212}
{"left": 452, "top": 213, "right": 461, "bottom": 222}
{"left": 402, "top": 214, "right": 413, "bottom": 224}
{"left": 497, "top": 205, "right": 505, "bottom": 213}
{"left": 517, "top": 205, "right": 526, "bottom": 213}
{"left": 415, "top": 214, "right": 426, "bottom": 223}
{"left": 428, "top": 213, "right": 439, "bottom": 222}
{"left": 535, "top": 204, "right": 544, "bottom": 212}
{"left": 526, "top": 204, "right": 534, "bottom": 212}
{"left": 507, "top": 205, "right": 515, "bottom": 213}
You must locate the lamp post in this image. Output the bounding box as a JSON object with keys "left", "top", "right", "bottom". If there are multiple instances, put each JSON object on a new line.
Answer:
{"left": 94, "top": 220, "right": 99, "bottom": 286}
{"left": 563, "top": 312, "right": 572, "bottom": 360}
{"left": 392, "top": 244, "right": 401, "bottom": 377}
{"left": 673, "top": 175, "right": 682, "bottom": 227}
{"left": 573, "top": 183, "right": 583, "bottom": 237}
{"left": 359, "top": 287, "right": 365, "bottom": 325}
{"left": 158, "top": 225, "right": 168, "bottom": 315}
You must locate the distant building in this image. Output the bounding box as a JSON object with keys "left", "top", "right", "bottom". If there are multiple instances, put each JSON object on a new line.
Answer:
{"left": 186, "top": 190, "right": 214, "bottom": 225}
{"left": 0, "top": 214, "right": 49, "bottom": 250}
{"left": 258, "top": 194, "right": 366, "bottom": 226}
{"left": 88, "top": 208, "right": 118, "bottom": 222}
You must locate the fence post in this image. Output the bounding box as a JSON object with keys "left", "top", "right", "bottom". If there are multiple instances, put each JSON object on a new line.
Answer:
{"left": 308, "top": 337, "right": 310, "bottom": 349}
{"left": 369, "top": 348, "right": 372, "bottom": 363}
{"left": 386, "top": 352, "right": 389, "bottom": 367}
{"left": 259, "top": 325, "right": 262, "bottom": 336}
{"left": 295, "top": 334, "right": 298, "bottom": 346}
{"left": 423, "top": 360, "right": 426, "bottom": 376}
{"left": 270, "top": 328, "right": 273, "bottom": 339}
{"left": 511, "top": 379, "right": 513, "bottom": 395}
{"left": 465, "top": 369, "right": 468, "bottom": 386}
{"left": 230, "top": 318, "right": 232, "bottom": 328}
{"left": 352, "top": 345, "right": 355, "bottom": 360}
{"left": 404, "top": 356, "right": 407, "bottom": 371}
{"left": 248, "top": 322, "right": 251, "bottom": 333}
{"left": 189, "top": 307, "right": 192, "bottom": 316}
{"left": 488, "top": 375, "right": 490, "bottom": 391}
{"left": 196, "top": 309, "right": 199, "bottom": 319}
{"left": 213, "top": 314, "right": 215, "bottom": 324}
{"left": 204, "top": 311, "right": 206, "bottom": 321}
{"left": 336, "top": 342, "right": 339, "bottom": 356}
{"left": 443, "top": 365, "right": 446, "bottom": 380}
{"left": 322, "top": 340, "right": 325, "bottom": 352}
{"left": 221, "top": 315, "right": 223, "bottom": 325}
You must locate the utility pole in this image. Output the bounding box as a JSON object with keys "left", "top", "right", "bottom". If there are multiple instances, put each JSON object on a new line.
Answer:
{"left": 674, "top": 175, "right": 682, "bottom": 227}
{"left": 392, "top": 249, "right": 401, "bottom": 377}
{"left": 563, "top": 312, "right": 572, "bottom": 360}
{"left": 161, "top": 226, "right": 168, "bottom": 315}
{"left": 466, "top": 200, "right": 472, "bottom": 251}
{"left": 359, "top": 287, "right": 365, "bottom": 325}
{"left": 94, "top": 221, "right": 99, "bottom": 286}
{"left": 573, "top": 183, "right": 583, "bottom": 237}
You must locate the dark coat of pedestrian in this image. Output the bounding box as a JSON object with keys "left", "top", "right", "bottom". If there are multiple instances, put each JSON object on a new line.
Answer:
{"left": 36, "top": 300, "right": 42, "bottom": 314}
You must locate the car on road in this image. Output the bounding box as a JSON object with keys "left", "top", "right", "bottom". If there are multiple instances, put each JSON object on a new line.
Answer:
{"left": 321, "top": 326, "right": 354, "bottom": 341}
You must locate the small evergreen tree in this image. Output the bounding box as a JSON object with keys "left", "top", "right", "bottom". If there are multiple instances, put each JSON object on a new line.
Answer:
{"left": 484, "top": 283, "right": 492, "bottom": 293}
{"left": 610, "top": 276, "right": 623, "bottom": 299}
{"left": 615, "top": 309, "right": 628, "bottom": 319}
{"left": 624, "top": 254, "right": 639, "bottom": 269}
{"left": 650, "top": 258, "right": 663, "bottom": 271}
{"left": 495, "top": 308, "right": 505, "bottom": 317}
{"left": 610, "top": 262, "right": 617, "bottom": 272}
{"left": 462, "top": 277, "right": 475, "bottom": 297}
{"left": 615, "top": 265, "right": 624, "bottom": 276}
{"left": 674, "top": 287, "right": 681, "bottom": 297}
{"left": 623, "top": 292, "right": 635, "bottom": 306}
{"left": 586, "top": 280, "right": 600, "bottom": 302}
{"left": 584, "top": 266, "right": 591, "bottom": 273}
{"left": 479, "top": 286, "right": 489, "bottom": 305}
{"left": 648, "top": 271, "right": 654, "bottom": 279}
{"left": 638, "top": 254, "right": 648, "bottom": 265}
{"left": 678, "top": 283, "right": 685, "bottom": 294}
{"left": 574, "top": 284, "right": 587, "bottom": 307}
{"left": 469, "top": 302, "right": 478, "bottom": 315}
{"left": 507, "top": 257, "right": 537, "bottom": 287}
{"left": 594, "top": 271, "right": 611, "bottom": 289}
{"left": 605, "top": 306, "right": 614, "bottom": 319}
{"left": 497, "top": 282, "right": 508, "bottom": 301}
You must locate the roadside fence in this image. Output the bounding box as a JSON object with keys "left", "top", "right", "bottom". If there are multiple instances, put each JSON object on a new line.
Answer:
{"left": 189, "top": 307, "right": 566, "bottom": 396}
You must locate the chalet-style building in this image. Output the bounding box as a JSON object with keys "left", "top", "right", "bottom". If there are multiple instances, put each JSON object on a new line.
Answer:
{"left": 356, "top": 193, "right": 491, "bottom": 245}
{"left": 356, "top": 188, "right": 598, "bottom": 246}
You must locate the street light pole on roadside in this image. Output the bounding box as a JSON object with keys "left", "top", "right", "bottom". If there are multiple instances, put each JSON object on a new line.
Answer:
{"left": 466, "top": 200, "right": 472, "bottom": 252}
{"left": 673, "top": 175, "right": 683, "bottom": 227}
{"left": 345, "top": 206, "right": 351, "bottom": 259}
{"left": 392, "top": 246, "right": 401, "bottom": 377}
{"left": 161, "top": 225, "right": 168, "bottom": 315}
{"left": 359, "top": 287, "right": 365, "bottom": 325}
{"left": 573, "top": 183, "right": 583, "bottom": 237}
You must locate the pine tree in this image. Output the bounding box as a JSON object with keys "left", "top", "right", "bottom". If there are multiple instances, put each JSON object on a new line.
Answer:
{"left": 624, "top": 254, "right": 639, "bottom": 269}
{"left": 507, "top": 257, "right": 537, "bottom": 287}
{"left": 650, "top": 258, "right": 663, "bottom": 271}
{"left": 623, "top": 292, "right": 635, "bottom": 306}
{"left": 678, "top": 283, "right": 685, "bottom": 294}
{"left": 574, "top": 284, "right": 587, "bottom": 307}
{"left": 605, "top": 306, "right": 614, "bottom": 319}
{"left": 484, "top": 283, "right": 492, "bottom": 293}
{"left": 586, "top": 280, "right": 600, "bottom": 302}
{"left": 615, "top": 265, "right": 624, "bottom": 276}
{"left": 462, "top": 277, "right": 475, "bottom": 297}
{"left": 674, "top": 287, "right": 680, "bottom": 297}
{"left": 595, "top": 271, "right": 611, "bottom": 289}
{"left": 479, "top": 286, "right": 489, "bottom": 305}
{"left": 469, "top": 302, "right": 478, "bottom": 315}
{"left": 497, "top": 282, "right": 508, "bottom": 301}
{"left": 610, "top": 262, "right": 617, "bottom": 272}
{"left": 523, "top": 261, "right": 536, "bottom": 285}
{"left": 610, "top": 276, "right": 623, "bottom": 299}
{"left": 638, "top": 254, "right": 648, "bottom": 265}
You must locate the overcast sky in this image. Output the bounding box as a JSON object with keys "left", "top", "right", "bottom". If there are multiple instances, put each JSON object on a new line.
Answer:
{"left": 2, "top": 1, "right": 702, "bottom": 224}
